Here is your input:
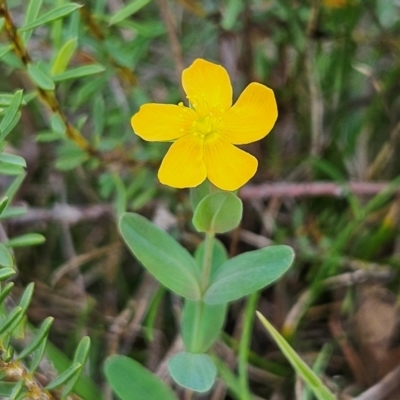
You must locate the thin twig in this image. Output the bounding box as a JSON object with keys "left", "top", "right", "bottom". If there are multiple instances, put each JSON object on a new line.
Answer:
{"left": 353, "top": 364, "right": 400, "bottom": 400}
{"left": 156, "top": 0, "right": 186, "bottom": 99}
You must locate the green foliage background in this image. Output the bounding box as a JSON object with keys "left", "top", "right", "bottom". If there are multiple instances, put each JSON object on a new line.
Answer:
{"left": 0, "top": 0, "right": 400, "bottom": 399}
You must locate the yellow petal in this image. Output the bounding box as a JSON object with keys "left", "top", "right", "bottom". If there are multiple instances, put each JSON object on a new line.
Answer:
{"left": 204, "top": 137, "right": 257, "bottom": 191}
{"left": 220, "top": 82, "right": 278, "bottom": 145}
{"left": 182, "top": 59, "right": 232, "bottom": 115}
{"left": 158, "top": 135, "right": 207, "bottom": 188}
{"left": 131, "top": 103, "right": 195, "bottom": 141}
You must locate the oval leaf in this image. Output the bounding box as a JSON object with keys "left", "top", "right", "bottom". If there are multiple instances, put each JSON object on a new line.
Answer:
{"left": 193, "top": 192, "right": 242, "bottom": 233}
{"left": 119, "top": 213, "right": 201, "bottom": 300}
{"left": 104, "top": 355, "right": 178, "bottom": 400}
{"left": 204, "top": 245, "right": 294, "bottom": 304}
{"left": 168, "top": 352, "right": 217, "bottom": 393}
{"left": 182, "top": 300, "right": 227, "bottom": 353}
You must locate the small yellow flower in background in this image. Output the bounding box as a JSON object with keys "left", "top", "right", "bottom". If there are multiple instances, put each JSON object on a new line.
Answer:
{"left": 131, "top": 59, "right": 278, "bottom": 191}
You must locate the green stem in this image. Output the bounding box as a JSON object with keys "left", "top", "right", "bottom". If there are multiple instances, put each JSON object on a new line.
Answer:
{"left": 201, "top": 231, "right": 215, "bottom": 291}
{"left": 238, "top": 292, "right": 260, "bottom": 400}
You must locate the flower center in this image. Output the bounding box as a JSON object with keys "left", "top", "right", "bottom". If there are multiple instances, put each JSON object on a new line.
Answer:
{"left": 191, "top": 114, "right": 220, "bottom": 140}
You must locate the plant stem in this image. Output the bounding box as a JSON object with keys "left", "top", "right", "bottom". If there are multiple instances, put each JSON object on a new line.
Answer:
{"left": 201, "top": 231, "right": 215, "bottom": 291}
{"left": 238, "top": 291, "right": 260, "bottom": 400}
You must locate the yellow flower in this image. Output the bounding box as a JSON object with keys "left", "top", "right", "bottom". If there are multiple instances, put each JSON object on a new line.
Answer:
{"left": 131, "top": 59, "right": 278, "bottom": 191}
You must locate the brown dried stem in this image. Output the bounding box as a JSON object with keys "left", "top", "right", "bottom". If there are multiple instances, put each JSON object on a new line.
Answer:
{"left": 240, "top": 181, "right": 396, "bottom": 200}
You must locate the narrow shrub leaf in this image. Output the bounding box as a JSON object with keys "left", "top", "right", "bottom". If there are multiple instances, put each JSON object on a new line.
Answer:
{"left": 0, "top": 153, "right": 27, "bottom": 168}
{"left": 45, "top": 362, "right": 82, "bottom": 390}
{"left": 19, "top": 4, "right": 82, "bottom": 32}
{"left": 0, "top": 90, "right": 23, "bottom": 139}
{"left": 0, "top": 243, "right": 13, "bottom": 267}
{"left": 0, "top": 268, "right": 15, "bottom": 281}
{"left": 17, "top": 317, "right": 54, "bottom": 360}
{"left": 51, "top": 37, "right": 78, "bottom": 75}
{"left": 52, "top": 65, "right": 106, "bottom": 82}
{"left": 27, "top": 64, "right": 55, "bottom": 90}
{"left": 256, "top": 312, "right": 336, "bottom": 400}
{"left": 104, "top": 355, "right": 178, "bottom": 400}
{"left": 5, "top": 233, "right": 46, "bottom": 248}
{"left": 21, "top": 0, "right": 43, "bottom": 43}
{"left": 0, "top": 45, "right": 12, "bottom": 59}
{"left": 109, "top": 0, "right": 151, "bottom": 25}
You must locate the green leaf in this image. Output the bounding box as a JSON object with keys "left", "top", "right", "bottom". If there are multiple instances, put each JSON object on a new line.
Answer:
{"left": 0, "top": 382, "right": 14, "bottom": 397}
{"left": 0, "top": 283, "right": 14, "bottom": 304}
{"left": 45, "top": 362, "right": 82, "bottom": 390}
{"left": 30, "top": 335, "right": 49, "bottom": 372}
{"left": 52, "top": 65, "right": 106, "bottom": 82}
{"left": 17, "top": 317, "right": 53, "bottom": 360}
{"left": 19, "top": 3, "right": 83, "bottom": 32}
{"left": 193, "top": 192, "right": 243, "bottom": 233}
{"left": 256, "top": 312, "right": 336, "bottom": 400}
{"left": 194, "top": 238, "right": 228, "bottom": 275}
{"left": 0, "top": 153, "right": 26, "bottom": 168}
{"left": 0, "top": 306, "right": 23, "bottom": 335}
{"left": 4, "top": 173, "right": 26, "bottom": 206}
{"left": 62, "top": 337, "right": 91, "bottom": 398}
{"left": 190, "top": 180, "right": 211, "bottom": 210}
{"left": 0, "top": 206, "right": 26, "bottom": 220}
{"left": 5, "top": 233, "right": 46, "bottom": 248}
{"left": 109, "top": 0, "right": 151, "bottom": 25}
{"left": 17, "top": 284, "right": 34, "bottom": 310}
{"left": 27, "top": 63, "right": 55, "bottom": 90}
{"left": 221, "top": 0, "right": 244, "bottom": 30}
{"left": 0, "top": 243, "right": 13, "bottom": 267}
{"left": 9, "top": 379, "right": 24, "bottom": 400}
{"left": 56, "top": 143, "right": 88, "bottom": 170}
{"left": 72, "top": 336, "right": 91, "bottom": 365}
{"left": 51, "top": 37, "right": 78, "bottom": 75}
{"left": 0, "top": 163, "right": 25, "bottom": 176}
{"left": 0, "top": 112, "right": 21, "bottom": 141}
{"left": 21, "top": 0, "right": 43, "bottom": 44}
{"left": 36, "top": 131, "right": 65, "bottom": 142}
{"left": 204, "top": 245, "right": 294, "bottom": 304}
{"left": 119, "top": 213, "right": 202, "bottom": 300}
{"left": 0, "top": 196, "right": 8, "bottom": 215}
{"left": 50, "top": 113, "right": 66, "bottom": 134}
{"left": 0, "top": 268, "right": 15, "bottom": 281}
{"left": 0, "top": 45, "right": 12, "bottom": 59}
{"left": 168, "top": 352, "right": 217, "bottom": 393}
{"left": 104, "top": 355, "right": 178, "bottom": 400}
{"left": 0, "top": 90, "right": 23, "bottom": 140}
{"left": 182, "top": 300, "right": 227, "bottom": 353}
